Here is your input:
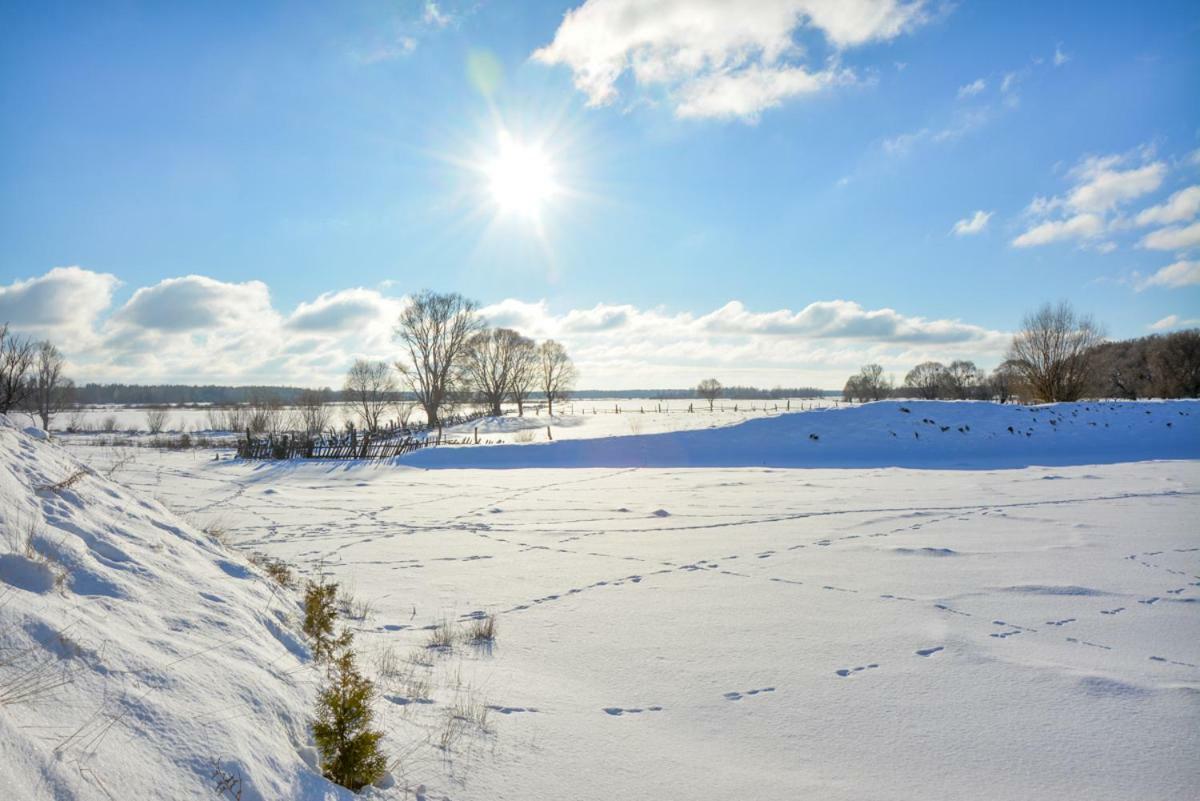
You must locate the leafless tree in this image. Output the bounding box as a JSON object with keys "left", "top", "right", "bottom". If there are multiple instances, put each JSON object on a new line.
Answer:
{"left": 0, "top": 323, "right": 36, "bottom": 414}
{"left": 943, "top": 360, "right": 984, "bottom": 399}
{"left": 344, "top": 360, "right": 396, "bottom": 433}
{"left": 394, "top": 291, "right": 483, "bottom": 427}
{"left": 1149, "top": 329, "right": 1200, "bottom": 398}
{"left": 144, "top": 408, "right": 170, "bottom": 434}
{"left": 246, "top": 392, "right": 290, "bottom": 435}
{"left": 508, "top": 337, "right": 539, "bottom": 416}
{"left": 467, "top": 328, "right": 535, "bottom": 416}
{"left": 1007, "top": 302, "right": 1105, "bottom": 402}
{"left": 988, "top": 360, "right": 1024, "bottom": 403}
{"left": 538, "top": 340, "right": 576, "bottom": 416}
{"left": 696, "top": 378, "right": 722, "bottom": 411}
{"left": 903, "top": 362, "right": 946, "bottom": 399}
{"left": 296, "top": 388, "right": 333, "bottom": 435}
{"left": 30, "top": 341, "right": 73, "bottom": 430}
{"left": 843, "top": 364, "right": 892, "bottom": 402}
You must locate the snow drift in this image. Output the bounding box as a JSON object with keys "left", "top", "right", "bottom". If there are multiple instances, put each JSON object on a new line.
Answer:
{"left": 0, "top": 416, "right": 354, "bottom": 800}
{"left": 405, "top": 400, "right": 1200, "bottom": 469}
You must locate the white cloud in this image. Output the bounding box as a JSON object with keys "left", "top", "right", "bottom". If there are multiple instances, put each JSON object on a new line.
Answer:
{"left": 675, "top": 64, "right": 851, "bottom": 121}
{"left": 1134, "top": 185, "right": 1200, "bottom": 227}
{"left": 1140, "top": 221, "right": 1200, "bottom": 251}
{"left": 1012, "top": 213, "right": 1104, "bottom": 247}
{"left": 951, "top": 210, "right": 992, "bottom": 236}
{"left": 957, "top": 78, "right": 985, "bottom": 99}
{"left": 1135, "top": 260, "right": 1200, "bottom": 291}
{"left": 1, "top": 268, "right": 1011, "bottom": 389}
{"left": 423, "top": 2, "right": 454, "bottom": 27}
{"left": 1053, "top": 42, "right": 1070, "bottom": 66}
{"left": 1064, "top": 156, "right": 1165, "bottom": 214}
{"left": 113, "top": 275, "right": 274, "bottom": 332}
{"left": 1013, "top": 151, "right": 1166, "bottom": 248}
{"left": 1149, "top": 314, "right": 1200, "bottom": 331}
{"left": 533, "top": 0, "right": 931, "bottom": 120}
{"left": 0, "top": 266, "right": 118, "bottom": 339}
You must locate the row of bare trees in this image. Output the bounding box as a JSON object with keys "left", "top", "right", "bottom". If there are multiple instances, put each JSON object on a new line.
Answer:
{"left": 0, "top": 323, "right": 73, "bottom": 429}
{"left": 842, "top": 302, "right": 1199, "bottom": 404}
{"left": 342, "top": 291, "right": 577, "bottom": 433}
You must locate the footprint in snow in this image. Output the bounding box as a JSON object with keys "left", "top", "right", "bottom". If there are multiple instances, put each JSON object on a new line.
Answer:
{"left": 915, "top": 646, "right": 944, "bottom": 657}
{"left": 836, "top": 664, "right": 879, "bottom": 677}
{"left": 603, "top": 706, "right": 664, "bottom": 716}
{"left": 724, "top": 687, "right": 775, "bottom": 700}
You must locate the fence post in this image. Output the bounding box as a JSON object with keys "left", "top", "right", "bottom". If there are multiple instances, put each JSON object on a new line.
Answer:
{"left": 546, "top": 425, "right": 552, "bottom": 441}
{"left": 474, "top": 426, "right": 479, "bottom": 444}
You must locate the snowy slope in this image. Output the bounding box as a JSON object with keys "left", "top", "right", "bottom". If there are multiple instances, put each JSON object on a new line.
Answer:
{"left": 61, "top": 437, "right": 1200, "bottom": 801}
{"left": 0, "top": 416, "right": 356, "bottom": 801}
{"left": 406, "top": 400, "right": 1200, "bottom": 469}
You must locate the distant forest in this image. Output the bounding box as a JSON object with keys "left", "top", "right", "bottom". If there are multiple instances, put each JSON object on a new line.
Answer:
{"left": 71, "top": 384, "right": 834, "bottom": 406}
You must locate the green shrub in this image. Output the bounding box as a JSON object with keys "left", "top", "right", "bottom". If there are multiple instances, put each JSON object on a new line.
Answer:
{"left": 312, "top": 648, "right": 388, "bottom": 792}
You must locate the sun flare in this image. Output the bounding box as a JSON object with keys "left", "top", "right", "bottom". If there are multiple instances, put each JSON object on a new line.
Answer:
{"left": 483, "top": 131, "right": 558, "bottom": 219}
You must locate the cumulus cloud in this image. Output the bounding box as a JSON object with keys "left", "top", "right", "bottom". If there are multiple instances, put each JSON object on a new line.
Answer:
{"left": 1134, "top": 185, "right": 1200, "bottom": 227}
{"left": 533, "top": 0, "right": 930, "bottom": 120}
{"left": 1, "top": 268, "right": 1011, "bottom": 389}
{"left": 952, "top": 210, "right": 992, "bottom": 236}
{"left": 0, "top": 266, "right": 118, "bottom": 337}
{"left": 114, "top": 275, "right": 274, "bottom": 332}
{"left": 1135, "top": 260, "right": 1200, "bottom": 291}
{"left": 1139, "top": 221, "right": 1200, "bottom": 251}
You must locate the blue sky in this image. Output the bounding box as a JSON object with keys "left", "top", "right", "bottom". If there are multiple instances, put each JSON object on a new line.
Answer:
{"left": 1, "top": 0, "right": 1198, "bottom": 388}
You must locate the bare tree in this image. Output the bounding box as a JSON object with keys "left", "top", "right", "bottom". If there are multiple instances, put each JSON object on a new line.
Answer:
{"left": 1007, "top": 302, "right": 1105, "bottom": 402}
{"left": 296, "top": 388, "right": 333, "bottom": 436}
{"left": 30, "top": 341, "right": 73, "bottom": 430}
{"left": 394, "top": 291, "right": 483, "bottom": 428}
{"left": 696, "top": 378, "right": 722, "bottom": 411}
{"left": 1149, "top": 329, "right": 1200, "bottom": 398}
{"left": 509, "top": 337, "right": 539, "bottom": 416}
{"left": 943, "top": 360, "right": 984, "bottom": 400}
{"left": 988, "top": 360, "right": 1024, "bottom": 403}
{"left": 903, "top": 362, "right": 946, "bottom": 399}
{"left": 538, "top": 340, "right": 576, "bottom": 416}
{"left": 344, "top": 360, "right": 396, "bottom": 433}
{"left": 144, "top": 408, "right": 170, "bottom": 434}
{"left": 843, "top": 364, "right": 892, "bottom": 402}
{"left": 0, "top": 323, "right": 36, "bottom": 414}
{"left": 467, "top": 328, "right": 534, "bottom": 416}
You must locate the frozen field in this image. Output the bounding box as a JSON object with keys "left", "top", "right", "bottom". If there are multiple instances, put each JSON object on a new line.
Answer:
{"left": 2, "top": 402, "right": 1198, "bottom": 800}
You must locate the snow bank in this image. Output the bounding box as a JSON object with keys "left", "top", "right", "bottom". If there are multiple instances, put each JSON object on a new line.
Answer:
{"left": 0, "top": 416, "right": 354, "bottom": 800}
{"left": 403, "top": 400, "right": 1200, "bottom": 469}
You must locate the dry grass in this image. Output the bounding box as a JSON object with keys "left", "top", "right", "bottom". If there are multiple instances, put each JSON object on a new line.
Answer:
{"left": 247, "top": 553, "right": 294, "bottom": 588}
{"left": 34, "top": 469, "right": 91, "bottom": 494}
{"left": 425, "top": 618, "right": 456, "bottom": 650}
{"left": 463, "top": 613, "right": 497, "bottom": 644}
{"left": 4, "top": 513, "right": 68, "bottom": 594}
{"left": 512, "top": 429, "right": 535, "bottom": 443}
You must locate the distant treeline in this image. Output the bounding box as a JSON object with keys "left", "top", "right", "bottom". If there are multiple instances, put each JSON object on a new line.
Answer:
{"left": 71, "top": 383, "right": 834, "bottom": 406}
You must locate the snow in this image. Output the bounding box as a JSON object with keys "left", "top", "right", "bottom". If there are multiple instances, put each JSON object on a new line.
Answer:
{"left": 414, "top": 400, "right": 1200, "bottom": 468}
{"left": 5, "top": 401, "right": 1199, "bottom": 800}
{"left": 0, "top": 415, "right": 358, "bottom": 800}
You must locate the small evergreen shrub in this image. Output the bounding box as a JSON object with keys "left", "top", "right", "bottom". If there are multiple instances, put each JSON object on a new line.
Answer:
{"left": 304, "top": 580, "right": 351, "bottom": 662}
{"left": 312, "top": 648, "right": 388, "bottom": 792}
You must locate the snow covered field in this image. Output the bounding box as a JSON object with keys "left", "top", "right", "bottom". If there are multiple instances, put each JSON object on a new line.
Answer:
{"left": 3, "top": 402, "right": 1198, "bottom": 800}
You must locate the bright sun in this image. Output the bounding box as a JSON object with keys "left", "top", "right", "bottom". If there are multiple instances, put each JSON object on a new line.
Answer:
{"left": 484, "top": 131, "right": 558, "bottom": 219}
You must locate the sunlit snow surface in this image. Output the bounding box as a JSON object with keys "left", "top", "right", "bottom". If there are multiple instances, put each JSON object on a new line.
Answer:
{"left": 4, "top": 401, "right": 1197, "bottom": 800}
